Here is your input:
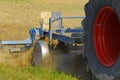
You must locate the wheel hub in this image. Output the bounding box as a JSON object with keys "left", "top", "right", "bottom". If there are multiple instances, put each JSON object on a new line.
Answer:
{"left": 94, "top": 6, "right": 120, "bottom": 67}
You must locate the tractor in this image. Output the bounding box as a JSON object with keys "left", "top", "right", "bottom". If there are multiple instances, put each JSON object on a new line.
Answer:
{"left": 1, "top": 1, "right": 120, "bottom": 80}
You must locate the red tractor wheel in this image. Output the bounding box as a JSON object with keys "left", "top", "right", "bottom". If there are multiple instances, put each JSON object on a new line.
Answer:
{"left": 83, "top": 0, "right": 120, "bottom": 80}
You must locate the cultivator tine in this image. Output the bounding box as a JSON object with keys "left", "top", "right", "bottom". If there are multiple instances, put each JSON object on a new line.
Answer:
{"left": 0, "top": 37, "right": 32, "bottom": 53}
{"left": 9, "top": 46, "right": 30, "bottom": 53}
{"left": 9, "top": 48, "right": 21, "bottom": 53}
{"left": 0, "top": 44, "right": 31, "bottom": 53}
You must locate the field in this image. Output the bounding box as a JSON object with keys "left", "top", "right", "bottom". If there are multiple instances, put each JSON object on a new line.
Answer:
{"left": 0, "top": 0, "right": 88, "bottom": 80}
{"left": 0, "top": 64, "right": 77, "bottom": 80}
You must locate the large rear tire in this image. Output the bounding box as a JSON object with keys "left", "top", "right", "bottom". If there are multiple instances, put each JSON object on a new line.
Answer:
{"left": 83, "top": 1, "right": 120, "bottom": 80}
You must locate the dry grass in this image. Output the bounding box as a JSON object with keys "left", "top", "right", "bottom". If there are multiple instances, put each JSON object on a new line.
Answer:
{"left": 0, "top": 0, "right": 88, "bottom": 28}
{"left": 0, "top": 23, "right": 28, "bottom": 40}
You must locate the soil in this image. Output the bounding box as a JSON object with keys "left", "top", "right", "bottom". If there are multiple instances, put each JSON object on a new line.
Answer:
{"left": 51, "top": 46, "right": 92, "bottom": 80}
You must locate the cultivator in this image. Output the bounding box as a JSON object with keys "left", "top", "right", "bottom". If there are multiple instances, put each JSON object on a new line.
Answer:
{"left": 0, "top": 12, "right": 85, "bottom": 63}
{"left": 0, "top": 12, "right": 84, "bottom": 53}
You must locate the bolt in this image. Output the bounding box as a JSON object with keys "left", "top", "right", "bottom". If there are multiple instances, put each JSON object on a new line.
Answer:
{"left": 97, "top": 23, "right": 102, "bottom": 27}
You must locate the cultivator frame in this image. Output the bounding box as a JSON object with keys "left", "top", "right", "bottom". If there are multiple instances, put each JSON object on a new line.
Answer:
{"left": 0, "top": 12, "right": 84, "bottom": 53}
